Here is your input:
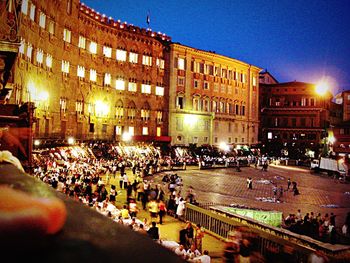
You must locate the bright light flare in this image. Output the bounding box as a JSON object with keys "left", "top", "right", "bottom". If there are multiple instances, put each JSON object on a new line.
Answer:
{"left": 315, "top": 81, "right": 328, "bottom": 96}
{"left": 67, "top": 137, "right": 75, "bottom": 145}
{"left": 219, "top": 142, "right": 229, "bottom": 152}
{"left": 122, "top": 132, "right": 132, "bottom": 142}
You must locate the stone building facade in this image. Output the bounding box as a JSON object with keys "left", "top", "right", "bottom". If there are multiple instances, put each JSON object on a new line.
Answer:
{"left": 169, "top": 43, "right": 261, "bottom": 147}
{"left": 259, "top": 81, "right": 334, "bottom": 158}
{"left": 10, "top": 0, "right": 171, "bottom": 144}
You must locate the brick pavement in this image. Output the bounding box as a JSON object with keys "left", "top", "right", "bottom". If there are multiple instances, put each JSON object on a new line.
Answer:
{"left": 103, "top": 164, "right": 350, "bottom": 261}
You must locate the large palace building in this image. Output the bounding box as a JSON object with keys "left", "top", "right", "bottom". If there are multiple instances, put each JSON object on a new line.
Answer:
{"left": 169, "top": 44, "right": 261, "bottom": 147}
{"left": 10, "top": 0, "right": 171, "bottom": 145}
{"left": 3, "top": 0, "right": 261, "bottom": 148}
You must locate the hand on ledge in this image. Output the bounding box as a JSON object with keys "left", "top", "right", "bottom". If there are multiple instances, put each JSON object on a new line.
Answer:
{"left": 0, "top": 185, "right": 67, "bottom": 237}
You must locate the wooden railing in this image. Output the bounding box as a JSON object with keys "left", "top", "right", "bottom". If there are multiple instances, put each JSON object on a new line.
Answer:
{"left": 185, "top": 203, "right": 350, "bottom": 262}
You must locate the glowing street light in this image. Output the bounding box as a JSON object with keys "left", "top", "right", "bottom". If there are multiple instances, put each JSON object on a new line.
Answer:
{"left": 122, "top": 132, "right": 132, "bottom": 142}
{"left": 34, "top": 139, "right": 41, "bottom": 146}
{"left": 219, "top": 142, "right": 230, "bottom": 152}
{"left": 67, "top": 137, "right": 75, "bottom": 145}
{"left": 315, "top": 81, "right": 328, "bottom": 96}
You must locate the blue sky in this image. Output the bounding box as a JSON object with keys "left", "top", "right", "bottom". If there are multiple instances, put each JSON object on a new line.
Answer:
{"left": 83, "top": 0, "right": 350, "bottom": 95}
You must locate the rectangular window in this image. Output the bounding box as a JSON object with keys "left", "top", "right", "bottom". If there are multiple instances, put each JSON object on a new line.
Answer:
{"left": 242, "top": 105, "right": 245, "bottom": 116}
{"left": 141, "top": 84, "right": 151, "bottom": 94}
{"left": 193, "top": 61, "right": 200, "bottom": 73}
{"left": 19, "top": 39, "right": 25, "bottom": 54}
{"left": 142, "top": 55, "right": 152, "bottom": 66}
{"left": 29, "top": 4, "right": 36, "bottom": 21}
{"left": 78, "top": 36, "right": 86, "bottom": 49}
{"left": 103, "top": 46, "right": 112, "bottom": 58}
{"left": 156, "top": 111, "right": 163, "bottom": 122}
{"left": 128, "top": 82, "right": 137, "bottom": 92}
{"left": 116, "top": 49, "right": 126, "bottom": 61}
{"left": 90, "top": 69, "right": 97, "bottom": 82}
{"left": 115, "top": 107, "right": 123, "bottom": 118}
{"left": 60, "top": 98, "right": 67, "bottom": 112}
{"left": 221, "top": 85, "right": 226, "bottom": 93}
{"left": 128, "top": 126, "right": 134, "bottom": 136}
{"left": 129, "top": 52, "right": 138, "bottom": 63}
{"left": 142, "top": 127, "right": 149, "bottom": 135}
{"left": 156, "top": 86, "right": 164, "bottom": 96}
{"left": 63, "top": 28, "right": 71, "bottom": 43}
{"left": 39, "top": 12, "right": 46, "bottom": 28}
{"left": 252, "top": 76, "right": 257, "bottom": 86}
{"left": 178, "top": 77, "right": 185, "bottom": 86}
{"left": 194, "top": 80, "right": 199, "bottom": 89}
{"left": 102, "top": 124, "right": 107, "bottom": 133}
{"left": 76, "top": 101, "right": 83, "bottom": 113}
{"left": 46, "top": 54, "right": 52, "bottom": 68}
{"left": 178, "top": 58, "right": 185, "bottom": 70}
{"left": 26, "top": 44, "right": 33, "bottom": 61}
{"left": 204, "top": 81, "right": 209, "bottom": 90}
{"left": 156, "top": 127, "right": 161, "bottom": 137}
{"left": 21, "top": 0, "right": 28, "bottom": 14}
{"left": 156, "top": 58, "right": 164, "bottom": 69}
{"left": 228, "top": 86, "right": 232, "bottom": 94}
{"left": 116, "top": 126, "right": 122, "bottom": 135}
{"left": 61, "top": 60, "right": 70, "bottom": 73}
{"left": 36, "top": 49, "right": 43, "bottom": 64}
{"left": 115, "top": 79, "right": 125, "bottom": 90}
{"left": 77, "top": 65, "right": 85, "bottom": 78}
{"left": 48, "top": 20, "right": 55, "bottom": 34}
{"left": 89, "top": 41, "right": 97, "bottom": 54}
{"left": 104, "top": 73, "right": 111, "bottom": 86}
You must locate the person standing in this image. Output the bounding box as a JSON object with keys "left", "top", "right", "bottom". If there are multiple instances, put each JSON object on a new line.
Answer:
{"left": 287, "top": 178, "right": 291, "bottom": 191}
{"left": 158, "top": 200, "right": 167, "bottom": 224}
{"left": 195, "top": 223, "right": 205, "bottom": 253}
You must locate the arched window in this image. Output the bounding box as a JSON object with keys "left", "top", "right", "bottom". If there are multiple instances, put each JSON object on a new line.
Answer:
{"left": 115, "top": 100, "right": 124, "bottom": 119}
{"left": 127, "top": 101, "right": 136, "bottom": 120}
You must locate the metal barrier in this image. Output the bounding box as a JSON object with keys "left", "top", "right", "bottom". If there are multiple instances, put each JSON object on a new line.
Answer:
{"left": 184, "top": 203, "right": 350, "bottom": 262}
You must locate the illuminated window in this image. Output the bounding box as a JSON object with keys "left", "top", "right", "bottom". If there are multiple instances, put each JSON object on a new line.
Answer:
{"left": 46, "top": 54, "right": 52, "bottom": 68}
{"left": 129, "top": 52, "right": 138, "bottom": 63}
{"left": 26, "top": 44, "right": 33, "bottom": 61}
{"left": 128, "top": 82, "right": 137, "bottom": 92}
{"left": 29, "top": 4, "right": 35, "bottom": 21}
{"left": 36, "top": 49, "right": 43, "bottom": 64}
{"left": 214, "top": 66, "right": 220, "bottom": 76}
{"left": 156, "top": 127, "right": 161, "bottom": 137}
{"left": 63, "top": 28, "right": 71, "bottom": 43}
{"left": 141, "top": 84, "right": 151, "bottom": 94}
{"left": 77, "top": 65, "right": 85, "bottom": 78}
{"left": 89, "top": 41, "right": 97, "bottom": 54}
{"left": 156, "top": 111, "right": 163, "bottom": 122}
{"left": 104, "top": 73, "right": 111, "bottom": 86}
{"left": 21, "top": 0, "right": 28, "bottom": 14}
{"left": 115, "top": 79, "right": 125, "bottom": 90}
{"left": 193, "top": 61, "right": 200, "bottom": 73}
{"left": 39, "top": 12, "right": 46, "bottom": 28}
{"left": 141, "top": 109, "right": 150, "bottom": 120}
{"left": 48, "top": 20, "right": 55, "bottom": 34}
{"left": 90, "top": 69, "right": 97, "bottom": 82}
{"left": 155, "top": 86, "right": 164, "bottom": 96}
{"left": 116, "top": 49, "right": 126, "bottom": 61}
{"left": 60, "top": 98, "right": 67, "bottom": 112}
{"left": 115, "top": 106, "right": 123, "bottom": 118}
{"left": 19, "top": 39, "right": 25, "bottom": 54}
{"left": 156, "top": 58, "right": 164, "bottom": 69}
{"left": 178, "top": 77, "right": 185, "bottom": 86}
{"left": 142, "top": 127, "right": 149, "bottom": 135}
{"left": 221, "top": 68, "right": 227, "bottom": 78}
{"left": 116, "top": 126, "right": 122, "bottom": 135}
{"left": 76, "top": 101, "right": 83, "bottom": 113}
{"left": 142, "top": 55, "right": 152, "bottom": 66}
{"left": 228, "top": 86, "right": 232, "bottom": 94}
{"left": 61, "top": 60, "right": 70, "bottom": 73}
{"left": 252, "top": 76, "right": 257, "bottom": 86}
{"left": 178, "top": 58, "right": 185, "bottom": 70}
{"left": 103, "top": 46, "right": 112, "bottom": 58}
{"left": 78, "top": 36, "right": 86, "bottom": 49}
{"left": 128, "top": 126, "right": 134, "bottom": 136}
{"left": 204, "top": 64, "right": 211, "bottom": 75}
{"left": 221, "top": 85, "right": 226, "bottom": 93}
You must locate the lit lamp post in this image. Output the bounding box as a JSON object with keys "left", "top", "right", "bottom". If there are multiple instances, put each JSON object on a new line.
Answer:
{"left": 315, "top": 80, "right": 330, "bottom": 157}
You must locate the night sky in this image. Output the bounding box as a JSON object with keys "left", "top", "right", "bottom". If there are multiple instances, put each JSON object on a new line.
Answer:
{"left": 82, "top": 0, "right": 350, "bottom": 96}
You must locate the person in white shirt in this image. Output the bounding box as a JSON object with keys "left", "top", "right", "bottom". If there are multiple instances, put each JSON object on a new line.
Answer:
{"left": 193, "top": 250, "right": 211, "bottom": 263}
{"left": 186, "top": 244, "right": 201, "bottom": 260}
{"left": 174, "top": 244, "right": 187, "bottom": 259}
